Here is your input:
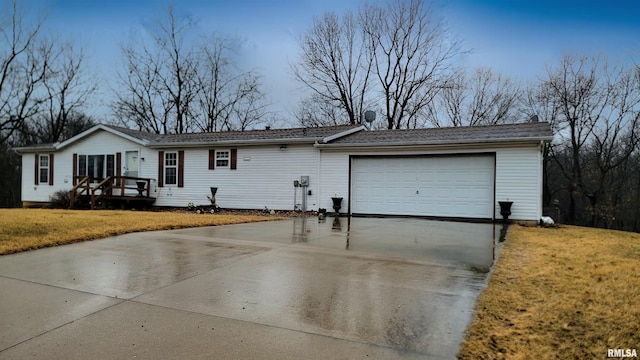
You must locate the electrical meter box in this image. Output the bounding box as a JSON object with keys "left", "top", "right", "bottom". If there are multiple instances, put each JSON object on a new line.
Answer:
{"left": 300, "top": 176, "right": 310, "bottom": 187}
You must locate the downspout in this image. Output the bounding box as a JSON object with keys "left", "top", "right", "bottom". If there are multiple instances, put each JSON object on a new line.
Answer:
{"left": 316, "top": 142, "right": 321, "bottom": 212}
{"left": 539, "top": 140, "right": 545, "bottom": 221}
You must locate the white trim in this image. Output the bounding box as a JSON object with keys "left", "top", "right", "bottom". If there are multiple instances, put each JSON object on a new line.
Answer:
{"left": 314, "top": 137, "right": 553, "bottom": 149}
{"left": 164, "top": 151, "right": 178, "bottom": 186}
{"left": 150, "top": 137, "right": 327, "bottom": 148}
{"left": 38, "top": 154, "right": 50, "bottom": 184}
{"left": 55, "top": 125, "right": 149, "bottom": 150}
{"left": 215, "top": 150, "right": 230, "bottom": 168}
{"left": 321, "top": 125, "right": 365, "bottom": 143}
{"left": 124, "top": 149, "right": 140, "bottom": 178}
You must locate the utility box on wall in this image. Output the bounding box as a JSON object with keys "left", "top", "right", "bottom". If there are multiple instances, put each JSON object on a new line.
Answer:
{"left": 300, "top": 176, "right": 309, "bottom": 187}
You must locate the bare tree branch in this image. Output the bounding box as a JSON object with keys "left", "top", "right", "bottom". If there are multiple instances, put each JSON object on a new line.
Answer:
{"left": 429, "top": 67, "right": 520, "bottom": 127}
{"left": 292, "top": 10, "right": 373, "bottom": 126}
{"left": 362, "top": 0, "right": 461, "bottom": 129}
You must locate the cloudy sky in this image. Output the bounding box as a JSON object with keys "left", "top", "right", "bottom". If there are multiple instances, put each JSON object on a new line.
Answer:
{"left": 41, "top": 0, "right": 640, "bottom": 124}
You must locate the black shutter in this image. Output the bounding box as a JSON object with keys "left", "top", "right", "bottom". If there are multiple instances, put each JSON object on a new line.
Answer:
{"left": 178, "top": 151, "right": 184, "bottom": 188}
{"left": 230, "top": 149, "right": 237, "bottom": 170}
{"left": 49, "top": 154, "right": 54, "bottom": 185}
{"left": 72, "top": 153, "right": 78, "bottom": 185}
{"left": 116, "top": 152, "right": 122, "bottom": 185}
{"left": 34, "top": 153, "right": 39, "bottom": 185}
{"left": 208, "top": 149, "right": 215, "bottom": 170}
{"left": 158, "top": 151, "right": 164, "bottom": 187}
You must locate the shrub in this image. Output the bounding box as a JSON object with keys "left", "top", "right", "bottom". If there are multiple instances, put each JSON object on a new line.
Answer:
{"left": 49, "top": 190, "right": 72, "bottom": 209}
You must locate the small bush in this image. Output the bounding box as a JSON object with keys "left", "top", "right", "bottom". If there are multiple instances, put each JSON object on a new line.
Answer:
{"left": 49, "top": 190, "right": 72, "bottom": 209}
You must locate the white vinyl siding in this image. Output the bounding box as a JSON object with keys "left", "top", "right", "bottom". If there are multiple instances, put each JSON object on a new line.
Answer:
{"left": 318, "top": 151, "right": 350, "bottom": 213}
{"left": 21, "top": 131, "right": 147, "bottom": 204}
{"left": 19, "top": 126, "right": 545, "bottom": 222}
{"left": 153, "top": 144, "right": 319, "bottom": 210}
{"left": 495, "top": 146, "right": 543, "bottom": 221}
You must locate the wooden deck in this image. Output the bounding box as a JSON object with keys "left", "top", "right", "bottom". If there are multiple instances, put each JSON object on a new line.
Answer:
{"left": 70, "top": 176, "right": 156, "bottom": 210}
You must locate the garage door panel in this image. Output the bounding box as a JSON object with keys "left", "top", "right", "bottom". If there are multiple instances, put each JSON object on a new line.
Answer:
{"left": 351, "top": 156, "right": 494, "bottom": 219}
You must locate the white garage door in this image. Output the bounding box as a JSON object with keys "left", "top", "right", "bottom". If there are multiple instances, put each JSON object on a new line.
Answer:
{"left": 351, "top": 156, "right": 494, "bottom": 219}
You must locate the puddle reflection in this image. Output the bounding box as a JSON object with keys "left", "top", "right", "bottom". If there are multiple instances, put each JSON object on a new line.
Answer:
{"left": 291, "top": 216, "right": 499, "bottom": 270}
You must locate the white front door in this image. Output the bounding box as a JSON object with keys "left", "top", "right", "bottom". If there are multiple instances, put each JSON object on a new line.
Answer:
{"left": 125, "top": 151, "right": 139, "bottom": 183}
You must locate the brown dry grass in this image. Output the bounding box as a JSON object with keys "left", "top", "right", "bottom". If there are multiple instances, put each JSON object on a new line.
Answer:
{"left": 458, "top": 225, "right": 640, "bottom": 359}
{"left": 0, "top": 208, "right": 283, "bottom": 255}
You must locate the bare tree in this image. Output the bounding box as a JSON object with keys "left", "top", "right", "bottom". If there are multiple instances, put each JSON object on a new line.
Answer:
{"left": 0, "top": 1, "right": 97, "bottom": 207}
{"left": 428, "top": 67, "right": 520, "bottom": 127}
{"left": 293, "top": 11, "right": 373, "bottom": 126}
{"left": 0, "top": 0, "right": 46, "bottom": 144}
{"left": 231, "top": 75, "right": 269, "bottom": 131}
{"left": 521, "top": 82, "right": 564, "bottom": 208}
{"left": 33, "top": 43, "right": 96, "bottom": 142}
{"left": 0, "top": 3, "right": 96, "bottom": 144}
{"left": 114, "top": 5, "right": 199, "bottom": 134}
{"left": 362, "top": 0, "right": 460, "bottom": 129}
{"left": 115, "top": 6, "right": 267, "bottom": 134}
{"left": 528, "top": 54, "right": 640, "bottom": 226}
{"left": 580, "top": 66, "right": 640, "bottom": 226}
{"left": 195, "top": 35, "right": 267, "bottom": 132}
{"left": 292, "top": 0, "right": 460, "bottom": 129}
{"left": 293, "top": 93, "right": 348, "bottom": 127}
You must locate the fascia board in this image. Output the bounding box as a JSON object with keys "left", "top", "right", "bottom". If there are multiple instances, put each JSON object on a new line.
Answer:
{"left": 148, "top": 137, "right": 322, "bottom": 148}
{"left": 313, "top": 136, "right": 554, "bottom": 149}
{"left": 54, "top": 124, "right": 149, "bottom": 150}
{"left": 321, "top": 125, "right": 366, "bottom": 143}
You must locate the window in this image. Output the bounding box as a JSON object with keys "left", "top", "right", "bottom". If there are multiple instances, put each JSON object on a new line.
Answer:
{"left": 165, "top": 152, "right": 178, "bottom": 186}
{"left": 216, "top": 150, "right": 229, "bottom": 168}
{"left": 39, "top": 155, "right": 49, "bottom": 184}
{"left": 208, "top": 149, "right": 236, "bottom": 170}
{"left": 88, "top": 155, "right": 105, "bottom": 181}
{"left": 76, "top": 154, "right": 115, "bottom": 182}
{"left": 158, "top": 150, "right": 183, "bottom": 188}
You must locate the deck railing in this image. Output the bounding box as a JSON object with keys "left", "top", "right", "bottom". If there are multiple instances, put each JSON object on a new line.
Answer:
{"left": 69, "top": 176, "right": 153, "bottom": 209}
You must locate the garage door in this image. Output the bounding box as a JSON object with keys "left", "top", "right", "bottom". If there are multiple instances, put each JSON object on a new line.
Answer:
{"left": 351, "top": 155, "right": 494, "bottom": 219}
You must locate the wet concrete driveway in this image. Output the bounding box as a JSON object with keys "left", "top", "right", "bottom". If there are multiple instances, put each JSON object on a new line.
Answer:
{"left": 0, "top": 217, "right": 500, "bottom": 359}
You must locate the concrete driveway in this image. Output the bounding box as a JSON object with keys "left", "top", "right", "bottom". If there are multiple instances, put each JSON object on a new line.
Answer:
{"left": 0, "top": 217, "right": 500, "bottom": 359}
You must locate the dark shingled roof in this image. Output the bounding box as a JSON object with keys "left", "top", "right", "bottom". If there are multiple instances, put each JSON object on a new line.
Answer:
{"left": 324, "top": 122, "right": 553, "bottom": 146}
{"left": 103, "top": 125, "right": 164, "bottom": 142}
{"left": 143, "top": 125, "right": 359, "bottom": 145}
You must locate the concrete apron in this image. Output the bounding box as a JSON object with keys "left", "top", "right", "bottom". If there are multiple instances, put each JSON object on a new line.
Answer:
{"left": 0, "top": 217, "right": 502, "bottom": 359}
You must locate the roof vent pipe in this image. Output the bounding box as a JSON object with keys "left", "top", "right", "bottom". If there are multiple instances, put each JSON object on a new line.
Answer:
{"left": 530, "top": 115, "right": 539, "bottom": 122}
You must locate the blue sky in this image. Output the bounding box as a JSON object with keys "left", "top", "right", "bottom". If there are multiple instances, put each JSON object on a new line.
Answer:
{"left": 41, "top": 0, "right": 640, "bottom": 122}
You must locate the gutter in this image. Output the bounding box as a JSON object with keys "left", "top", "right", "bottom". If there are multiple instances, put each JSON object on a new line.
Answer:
{"left": 313, "top": 136, "right": 554, "bottom": 149}
{"left": 13, "top": 144, "right": 59, "bottom": 153}
{"left": 149, "top": 137, "right": 326, "bottom": 148}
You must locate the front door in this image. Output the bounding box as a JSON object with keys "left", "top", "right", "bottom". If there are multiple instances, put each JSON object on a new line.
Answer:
{"left": 125, "top": 150, "right": 139, "bottom": 184}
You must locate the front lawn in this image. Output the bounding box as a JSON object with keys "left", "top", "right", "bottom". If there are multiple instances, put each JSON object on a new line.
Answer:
{"left": 458, "top": 225, "right": 640, "bottom": 359}
{"left": 0, "top": 209, "right": 281, "bottom": 255}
